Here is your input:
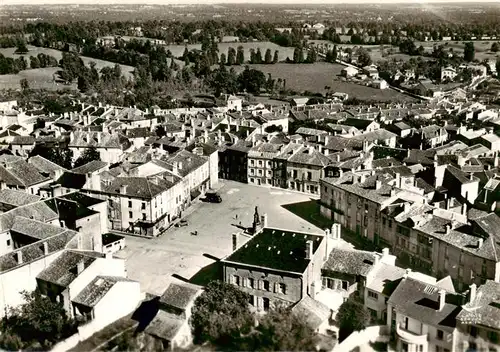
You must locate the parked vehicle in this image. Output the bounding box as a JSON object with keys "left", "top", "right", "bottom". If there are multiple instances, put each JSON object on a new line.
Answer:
{"left": 175, "top": 219, "right": 188, "bottom": 227}
{"left": 205, "top": 191, "right": 222, "bottom": 203}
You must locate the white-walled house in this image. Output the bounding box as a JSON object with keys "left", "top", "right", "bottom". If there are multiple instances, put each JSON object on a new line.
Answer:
{"left": 69, "top": 131, "right": 132, "bottom": 164}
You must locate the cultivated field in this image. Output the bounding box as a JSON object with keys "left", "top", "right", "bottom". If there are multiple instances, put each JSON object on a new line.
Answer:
{"left": 233, "top": 62, "right": 417, "bottom": 102}
{"left": 0, "top": 45, "right": 135, "bottom": 90}
{"left": 164, "top": 41, "right": 296, "bottom": 63}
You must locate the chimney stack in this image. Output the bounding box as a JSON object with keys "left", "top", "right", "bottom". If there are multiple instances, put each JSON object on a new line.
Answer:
{"left": 261, "top": 214, "right": 268, "bottom": 228}
{"left": 232, "top": 233, "right": 238, "bottom": 251}
{"left": 16, "top": 251, "right": 23, "bottom": 264}
{"left": 375, "top": 180, "right": 382, "bottom": 190}
{"left": 461, "top": 203, "right": 467, "bottom": 216}
{"left": 478, "top": 238, "right": 484, "bottom": 248}
{"left": 77, "top": 260, "right": 85, "bottom": 275}
{"left": 469, "top": 283, "right": 477, "bottom": 304}
{"left": 438, "top": 289, "right": 446, "bottom": 311}
{"left": 445, "top": 224, "right": 451, "bottom": 234}
{"left": 305, "top": 240, "right": 313, "bottom": 260}
{"left": 43, "top": 242, "right": 49, "bottom": 255}
{"left": 382, "top": 248, "right": 389, "bottom": 257}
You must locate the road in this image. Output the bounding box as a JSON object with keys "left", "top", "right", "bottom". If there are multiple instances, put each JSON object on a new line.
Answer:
{"left": 115, "top": 180, "right": 323, "bottom": 295}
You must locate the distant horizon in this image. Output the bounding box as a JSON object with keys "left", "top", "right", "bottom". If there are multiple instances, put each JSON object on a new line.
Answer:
{"left": 2, "top": 0, "right": 500, "bottom": 5}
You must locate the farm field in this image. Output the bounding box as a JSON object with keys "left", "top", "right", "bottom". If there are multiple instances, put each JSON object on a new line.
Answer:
{"left": 164, "top": 41, "right": 295, "bottom": 63}
{"left": 414, "top": 40, "right": 500, "bottom": 61}
{"left": 0, "top": 45, "right": 136, "bottom": 90}
{"left": 233, "top": 62, "right": 417, "bottom": 102}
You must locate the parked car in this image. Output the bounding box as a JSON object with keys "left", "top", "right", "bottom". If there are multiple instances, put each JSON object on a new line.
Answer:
{"left": 205, "top": 191, "right": 222, "bottom": 203}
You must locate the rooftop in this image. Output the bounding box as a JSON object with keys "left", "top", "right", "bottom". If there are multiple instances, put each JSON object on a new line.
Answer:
{"left": 73, "top": 276, "right": 134, "bottom": 307}
{"left": 224, "top": 227, "right": 324, "bottom": 274}
{"left": 457, "top": 280, "right": 500, "bottom": 330}
{"left": 322, "top": 248, "right": 377, "bottom": 277}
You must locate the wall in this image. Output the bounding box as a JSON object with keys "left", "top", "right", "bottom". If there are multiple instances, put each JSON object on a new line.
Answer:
{"left": 0, "top": 250, "right": 62, "bottom": 317}
{"left": 93, "top": 280, "right": 142, "bottom": 329}
{"left": 208, "top": 151, "right": 219, "bottom": 189}
{"left": 223, "top": 263, "right": 303, "bottom": 309}
{"left": 88, "top": 201, "right": 109, "bottom": 236}
{"left": 75, "top": 212, "right": 103, "bottom": 252}
{"left": 248, "top": 156, "right": 274, "bottom": 186}
{"left": 0, "top": 230, "right": 13, "bottom": 255}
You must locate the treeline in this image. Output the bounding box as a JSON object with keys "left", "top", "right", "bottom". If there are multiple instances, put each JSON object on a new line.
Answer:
{"left": 0, "top": 52, "right": 58, "bottom": 75}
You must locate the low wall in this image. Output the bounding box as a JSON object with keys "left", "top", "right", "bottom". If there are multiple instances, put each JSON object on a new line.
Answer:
{"left": 332, "top": 325, "right": 390, "bottom": 352}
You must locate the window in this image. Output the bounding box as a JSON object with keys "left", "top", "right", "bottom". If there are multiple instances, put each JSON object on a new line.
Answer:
{"left": 368, "top": 290, "right": 378, "bottom": 300}
{"left": 488, "top": 331, "right": 499, "bottom": 343}
{"left": 250, "top": 178, "right": 254, "bottom": 184}
{"left": 142, "top": 213, "right": 146, "bottom": 221}
{"left": 250, "top": 168, "right": 255, "bottom": 175}
{"left": 248, "top": 278, "right": 255, "bottom": 289}
{"left": 258, "top": 160, "right": 262, "bottom": 166}
{"left": 397, "top": 225, "right": 410, "bottom": 237}
{"left": 388, "top": 220, "right": 392, "bottom": 228}
{"left": 6, "top": 239, "right": 10, "bottom": 246}
{"left": 307, "top": 172, "right": 312, "bottom": 180}
{"left": 342, "top": 281, "right": 349, "bottom": 290}
{"left": 141, "top": 202, "right": 146, "bottom": 210}
{"left": 278, "top": 283, "right": 286, "bottom": 294}
{"left": 250, "top": 160, "right": 255, "bottom": 166}
{"left": 437, "top": 329, "right": 444, "bottom": 340}
{"left": 128, "top": 201, "right": 132, "bottom": 208}
{"left": 382, "top": 217, "right": 386, "bottom": 226}
{"left": 258, "top": 169, "right": 263, "bottom": 176}
{"left": 293, "top": 170, "right": 298, "bottom": 178}
{"left": 470, "top": 326, "right": 478, "bottom": 338}
{"left": 232, "top": 275, "right": 240, "bottom": 286}
{"left": 128, "top": 211, "right": 133, "bottom": 218}
{"left": 263, "top": 280, "right": 270, "bottom": 291}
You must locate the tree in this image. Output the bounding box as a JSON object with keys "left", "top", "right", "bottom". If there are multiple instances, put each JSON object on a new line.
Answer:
{"left": 236, "top": 46, "right": 245, "bottom": 65}
{"left": 293, "top": 47, "right": 302, "bottom": 63}
{"left": 247, "top": 307, "right": 318, "bottom": 352}
{"left": 273, "top": 50, "right": 279, "bottom": 64}
{"left": 74, "top": 147, "right": 100, "bottom": 168}
{"left": 30, "top": 145, "right": 73, "bottom": 169}
{"left": 14, "top": 41, "right": 28, "bottom": 54}
{"left": 464, "top": 42, "right": 475, "bottom": 62}
{"left": 227, "top": 47, "right": 236, "bottom": 65}
{"left": 306, "top": 48, "right": 317, "bottom": 63}
{"left": 220, "top": 53, "right": 226, "bottom": 65}
{"left": 264, "top": 48, "right": 272, "bottom": 64}
{"left": 0, "top": 290, "right": 76, "bottom": 350}
{"left": 336, "top": 297, "right": 370, "bottom": 342}
{"left": 20, "top": 78, "right": 29, "bottom": 92}
{"left": 237, "top": 66, "right": 266, "bottom": 93}
{"left": 255, "top": 48, "right": 263, "bottom": 64}
{"left": 190, "top": 281, "right": 253, "bottom": 346}
{"left": 357, "top": 48, "right": 372, "bottom": 67}
{"left": 496, "top": 59, "right": 500, "bottom": 77}
{"left": 491, "top": 42, "right": 499, "bottom": 53}
{"left": 29, "top": 55, "right": 40, "bottom": 69}
{"left": 155, "top": 125, "right": 166, "bottom": 138}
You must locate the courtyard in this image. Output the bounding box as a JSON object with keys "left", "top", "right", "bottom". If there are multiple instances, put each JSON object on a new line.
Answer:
{"left": 115, "top": 180, "right": 328, "bottom": 295}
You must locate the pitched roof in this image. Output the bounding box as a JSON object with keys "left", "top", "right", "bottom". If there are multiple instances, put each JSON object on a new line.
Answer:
{"left": 224, "top": 227, "right": 324, "bottom": 273}
{"left": 102, "top": 176, "right": 174, "bottom": 199}
{"left": 159, "top": 282, "right": 201, "bottom": 312}
{"left": 0, "top": 189, "right": 41, "bottom": 207}
{"left": 145, "top": 310, "right": 185, "bottom": 342}
{"left": 56, "top": 172, "right": 87, "bottom": 189}
{"left": 36, "top": 250, "right": 100, "bottom": 287}
{"left": 388, "top": 277, "right": 461, "bottom": 331}
{"left": 11, "top": 216, "right": 66, "bottom": 240}
{"left": 292, "top": 296, "right": 331, "bottom": 330}
{"left": 287, "top": 146, "right": 330, "bottom": 167}
{"left": 457, "top": 280, "right": 500, "bottom": 329}
{"left": 0, "top": 160, "right": 50, "bottom": 187}
{"left": 322, "top": 248, "right": 377, "bottom": 277}
{"left": 72, "top": 160, "right": 109, "bottom": 175}
{"left": 72, "top": 276, "right": 135, "bottom": 307}
{"left": 28, "top": 155, "right": 67, "bottom": 176}
{"left": 69, "top": 131, "right": 131, "bottom": 150}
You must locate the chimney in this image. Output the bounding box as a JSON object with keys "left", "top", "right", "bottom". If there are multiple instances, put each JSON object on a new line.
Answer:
{"left": 232, "top": 233, "right": 238, "bottom": 251}
{"left": 374, "top": 253, "right": 380, "bottom": 265}
{"left": 360, "top": 173, "right": 366, "bottom": 184}
{"left": 96, "top": 132, "right": 102, "bottom": 144}
{"left": 305, "top": 240, "right": 313, "bottom": 260}
{"left": 495, "top": 155, "right": 499, "bottom": 168}
{"left": 461, "top": 203, "right": 467, "bottom": 216}
{"left": 119, "top": 184, "right": 128, "bottom": 195}
{"left": 375, "top": 180, "right": 382, "bottom": 190}
{"left": 469, "top": 283, "right": 477, "bottom": 304}
{"left": 324, "top": 148, "right": 329, "bottom": 156}
{"left": 395, "top": 172, "right": 401, "bottom": 188}
{"left": 261, "top": 213, "right": 268, "bottom": 228}
{"left": 404, "top": 268, "right": 412, "bottom": 279}
{"left": 470, "top": 173, "right": 474, "bottom": 181}
{"left": 445, "top": 224, "right": 451, "bottom": 234}
{"left": 324, "top": 135, "right": 329, "bottom": 145}
{"left": 438, "top": 289, "right": 446, "bottom": 311}
{"left": 43, "top": 241, "right": 49, "bottom": 255}
{"left": 336, "top": 154, "right": 341, "bottom": 162}
{"left": 478, "top": 238, "right": 484, "bottom": 248}
{"left": 77, "top": 260, "right": 85, "bottom": 275}
{"left": 382, "top": 247, "right": 389, "bottom": 257}
{"left": 15, "top": 251, "right": 23, "bottom": 264}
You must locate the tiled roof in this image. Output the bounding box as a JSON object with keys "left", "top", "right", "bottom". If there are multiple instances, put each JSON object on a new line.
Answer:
{"left": 165, "top": 150, "right": 208, "bottom": 178}
{"left": 388, "top": 277, "right": 461, "bottom": 330}
{"left": 11, "top": 136, "right": 35, "bottom": 145}
{"left": 59, "top": 192, "right": 105, "bottom": 207}
{"left": 350, "top": 129, "right": 397, "bottom": 143}
{"left": 292, "top": 296, "right": 331, "bottom": 330}
{"left": 295, "top": 127, "right": 329, "bottom": 136}
{"left": 457, "top": 280, "right": 500, "bottom": 329}
{"left": 322, "top": 248, "right": 376, "bottom": 277}
{"left": 0, "top": 160, "right": 50, "bottom": 187}
{"left": 287, "top": 146, "right": 330, "bottom": 167}
{"left": 28, "top": 155, "right": 68, "bottom": 176}
{"left": 0, "top": 231, "right": 78, "bottom": 272}
{"left": 248, "top": 142, "right": 283, "bottom": 159}
{"left": 0, "top": 189, "right": 41, "bottom": 207}
{"left": 145, "top": 310, "right": 184, "bottom": 341}
{"left": 73, "top": 276, "right": 135, "bottom": 307}
{"left": 159, "top": 282, "right": 201, "bottom": 312}
{"left": 224, "top": 227, "right": 324, "bottom": 273}
{"left": 366, "top": 263, "right": 405, "bottom": 296}
{"left": 72, "top": 160, "right": 109, "bottom": 175}
{"left": 0, "top": 201, "right": 58, "bottom": 232}
{"left": 37, "top": 250, "right": 99, "bottom": 287}
{"left": 102, "top": 176, "right": 174, "bottom": 199}
{"left": 69, "top": 131, "right": 131, "bottom": 150}
{"left": 325, "top": 136, "right": 363, "bottom": 151}
{"left": 11, "top": 216, "right": 66, "bottom": 240}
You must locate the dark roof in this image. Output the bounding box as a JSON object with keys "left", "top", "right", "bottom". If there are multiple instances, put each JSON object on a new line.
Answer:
{"left": 343, "top": 118, "right": 376, "bottom": 130}
{"left": 322, "top": 248, "right": 376, "bottom": 277}
{"left": 388, "top": 277, "right": 461, "bottom": 331}
{"left": 11, "top": 135, "right": 35, "bottom": 145}
{"left": 102, "top": 233, "right": 124, "bottom": 246}
{"left": 59, "top": 192, "right": 105, "bottom": 207}
{"left": 56, "top": 172, "right": 87, "bottom": 189}
{"left": 102, "top": 176, "right": 174, "bottom": 199}
{"left": 224, "top": 227, "right": 324, "bottom": 273}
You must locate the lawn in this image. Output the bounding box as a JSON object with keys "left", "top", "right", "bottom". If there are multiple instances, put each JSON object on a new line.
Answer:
{"left": 164, "top": 41, "right": 295, "bottom": 63}
{"left": 233, "top": 62, "right": 417, "bottom": 102}
{"left": 0, "top": 45, "right": 136, "bottom": 90}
